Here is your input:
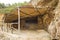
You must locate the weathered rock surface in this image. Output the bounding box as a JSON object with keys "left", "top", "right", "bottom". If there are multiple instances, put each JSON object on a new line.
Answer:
{"left": 48, "top": 0, "right": 60, "bottom": 39}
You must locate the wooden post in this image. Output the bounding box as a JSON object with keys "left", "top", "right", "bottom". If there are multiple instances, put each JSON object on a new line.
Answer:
{"left": 1, "top": 23, "right": 3, "bottom": 31}
{"left": 7, "top": 23, "right": 9, "bottom": 32}
{"left": 10, "top": 23, "right": 13, "bottom": 33}
{"left": 18, "top": 7, "right": 20, "bottom": 32}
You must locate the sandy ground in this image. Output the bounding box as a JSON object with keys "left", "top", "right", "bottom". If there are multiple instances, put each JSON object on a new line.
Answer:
{"left": 0, "top": 30, "right": 52, "bottom": 40}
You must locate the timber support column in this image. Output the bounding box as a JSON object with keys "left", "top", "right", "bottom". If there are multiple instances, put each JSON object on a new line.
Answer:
{"left": 20, "top": 19, "right": 26, "bottom": 30}
{"left": 18, "top": 6, "right": 20, "bottom": 32}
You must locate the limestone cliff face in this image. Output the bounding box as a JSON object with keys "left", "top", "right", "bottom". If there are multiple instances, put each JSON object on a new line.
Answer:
{"left": 48, "top": 0, "right": 60, "bottom": 39}
{"left": 48, "top": 0, "right": 60, "bottom": 31}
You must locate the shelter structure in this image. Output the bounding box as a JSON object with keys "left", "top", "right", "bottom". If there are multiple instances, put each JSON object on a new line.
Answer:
{"left": 4, "top": 0, "right": 59, "bottom": 31}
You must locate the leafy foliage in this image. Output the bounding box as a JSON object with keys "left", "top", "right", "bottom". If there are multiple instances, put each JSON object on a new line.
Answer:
{"left": 0, "top": 1, "right": 28, "bottom": 14}
{"left": 0, "top": 3, "right": 6, "bottom": 9}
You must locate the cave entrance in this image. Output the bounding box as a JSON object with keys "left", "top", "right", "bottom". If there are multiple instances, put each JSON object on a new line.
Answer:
{"left": 23, "top": 17, "right": 38, "bottom": 30}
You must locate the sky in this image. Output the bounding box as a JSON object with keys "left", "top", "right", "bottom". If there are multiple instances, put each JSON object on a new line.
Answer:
{"left": 0, "top": 0, "right": 30, "bottom": 4}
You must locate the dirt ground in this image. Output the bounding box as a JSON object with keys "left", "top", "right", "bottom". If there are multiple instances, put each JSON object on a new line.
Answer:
{"left": 0, "top": 30, "right": 51, "bottom": 40}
